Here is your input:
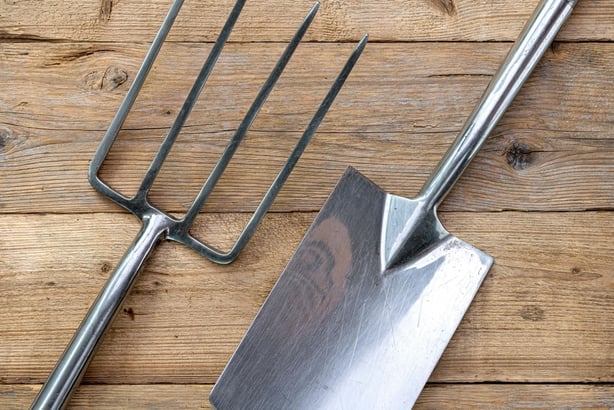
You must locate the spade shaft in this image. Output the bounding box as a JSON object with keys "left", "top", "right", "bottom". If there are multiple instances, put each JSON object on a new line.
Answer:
{"left": 210, "top": 0, "right": 578, "bottom": 409}
{"left": 385, "top": 0, "right": 577, "bottom": 268}
{"left": 422, "top": 0, "right": 577, "bottom": 210}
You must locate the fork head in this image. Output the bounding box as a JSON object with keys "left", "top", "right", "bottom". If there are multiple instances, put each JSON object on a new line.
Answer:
{"left": 88, "top": 0, "right": 368, "bottom": 264}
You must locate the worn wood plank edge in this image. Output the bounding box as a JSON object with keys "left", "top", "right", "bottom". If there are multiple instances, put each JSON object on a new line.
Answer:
{"left": 1, "top": 383, "right": 613, "bottom": 409}
{"left": 0, "top": 0, "right": 611, "bottom": 42}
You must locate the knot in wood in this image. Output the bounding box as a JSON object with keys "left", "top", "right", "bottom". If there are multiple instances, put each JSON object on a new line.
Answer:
{"left": 99, "top": 0, "right": 114, "bottom": 22}
{"left": 100, "top": 261, "right": 112, "bottom": 273}
{"left": 0, "top": 126, "right": 14, "bottom": 154}
{"left": 506, "top": 142, "right": 533, "bottom": 170}
{"left": 102, "top": 65, "right": 128, "bottom": 91}
{"left": 520, "top": 305, "right": 545, "bottom": 321}
{"left": 429, "top": 0, "right": 457, "bottom": 17}
{"left": 83, "top": 65, "right": 128, "bottom": 92}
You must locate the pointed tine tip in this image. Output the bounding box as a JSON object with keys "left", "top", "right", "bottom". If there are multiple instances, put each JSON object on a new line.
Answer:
{"left": 341, "top": 34, "right": 368, "bottom": 71}
{"left": 357, "top": 34, "right": 369, "bottom": 50}
{"left": 304, "top": 2, "right": 320, "bottom": 25}
{"left": 344, "top": 34, "right": 368, "bottom": 66}
{"left": 292, "top": 1, "right": 319, "bottom": 41}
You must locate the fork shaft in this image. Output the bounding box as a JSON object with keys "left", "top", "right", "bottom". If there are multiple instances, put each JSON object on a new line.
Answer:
{"left": 31, "top": 214, "right": 169, "bottom": 410}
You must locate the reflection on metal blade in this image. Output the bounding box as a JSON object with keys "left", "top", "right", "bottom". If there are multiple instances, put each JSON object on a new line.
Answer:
{"left": 210, "top": 168, "right": 492, "bottom": 409}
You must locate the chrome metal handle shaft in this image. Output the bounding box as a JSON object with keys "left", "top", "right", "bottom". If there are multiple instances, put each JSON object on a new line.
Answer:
{"left": 31, "top": 214, "right": 169, "bottom": 410}
{"left": 420, "top": 0, "right": 577, "bottom": 209}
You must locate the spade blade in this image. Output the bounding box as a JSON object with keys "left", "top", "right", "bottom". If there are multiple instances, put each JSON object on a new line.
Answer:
{"left": 210, "top": 168, "right": 492, "bottom": 409}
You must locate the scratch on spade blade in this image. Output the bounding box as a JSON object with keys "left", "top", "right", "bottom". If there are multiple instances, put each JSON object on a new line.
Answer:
{"left": 417, "top": 295, "right": 424, "bottom": 329}
{"left": 348, "top": 266, "right": 370, "bottom": 368}
{"left": 349, "top": 302, "right": 367, "bottom": 368}
{"left": 384, "top": 284, "right": 397, "bottom": 346}
{"left": 337, "top": 288, "right": 348, "bottom": 359}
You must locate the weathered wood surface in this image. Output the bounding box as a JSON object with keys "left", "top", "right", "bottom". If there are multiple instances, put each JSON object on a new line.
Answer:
{"left": 2, "top": 384, "right": 614, "bottom": 409}
{"left": 0, "top": 0, "right": 611, "bottom": 42}
{"left": 1, "top": 212, "right": 612, "bottom": 384}
{"left": 1, "top": 42, "right": 613, "bottom": 213}
{"left": 2, "top": 0, "right": 613, "bottom": 407}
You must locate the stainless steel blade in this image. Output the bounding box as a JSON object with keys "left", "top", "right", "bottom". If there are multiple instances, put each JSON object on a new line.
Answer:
{"left": 210, "top": 168, "right": 492, "bottom": 409}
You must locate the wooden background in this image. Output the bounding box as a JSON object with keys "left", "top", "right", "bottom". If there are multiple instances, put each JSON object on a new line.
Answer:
{"left": 1, "top": 0, "right": 613, "bottom": 408}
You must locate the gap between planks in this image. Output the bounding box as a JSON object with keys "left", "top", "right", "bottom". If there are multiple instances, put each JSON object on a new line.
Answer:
{"left": 1, "top": 383, "right": 613, "bottom": 409}
{"left": 0, "top": 0, "right": 611, "bottom": 43}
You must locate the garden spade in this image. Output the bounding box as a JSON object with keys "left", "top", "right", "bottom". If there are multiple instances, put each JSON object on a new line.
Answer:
{"left": 210, "top": 0, "right": 577, "bottom": 408}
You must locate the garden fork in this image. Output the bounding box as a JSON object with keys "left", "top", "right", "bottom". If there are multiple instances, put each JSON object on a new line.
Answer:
{"left": 32, "top": 1, "right": 367, "bottom": 408}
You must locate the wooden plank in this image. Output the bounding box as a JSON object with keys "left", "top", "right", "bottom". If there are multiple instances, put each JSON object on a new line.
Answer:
{"left": 416, "top": 384, "right": 614, "bottom": 408}
{"left": 0, "top": 0, "right": 610, "bottom": 42}
{"left": 2, "top": 0, "right": 611, "bottom": 408}
{"left": 1, "top": 212, "right": 612, "bottom": 384}
{"left": 1, "top": 42, "right": 613, "bottom": 213}
{"left": 0, "top": 384, "right": 211, "bottom": 409}
{"left": 2, "top": 384, "right": 614, "bottom": 409}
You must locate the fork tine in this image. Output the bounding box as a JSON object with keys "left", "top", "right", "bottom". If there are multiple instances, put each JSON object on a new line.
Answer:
{"left": 88, "top": 0, "right": 185, "bottom": 207}
{"left": 181, "top": 2, "right": 321, "bottom": 227}
{"left": 226, "top": 34, "right": 369, "bottom": 258}
{"left": 34, "top": 0, "right": 369, "bottom": 405}
{"left": 135, "top": 0, "right": 247, "bottom": 201}
{"left": 177, "top": 34, "right": 369, "bottom": 263}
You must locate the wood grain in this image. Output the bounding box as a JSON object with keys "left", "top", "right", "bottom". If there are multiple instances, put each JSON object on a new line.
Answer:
{"left": 1, "top": 212, "right": 612, "bottom": 385}
{"left": 1, "top": 42, "right": 613, "bottom": 213}
{"left": 2, "top": 384, "right": 613, "bottom": 409}
{"left": 0, "top": 0, "right": 610, "bottom": 42}
{"left": 2, "top": 0, "right": 613, "bottom": 407}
